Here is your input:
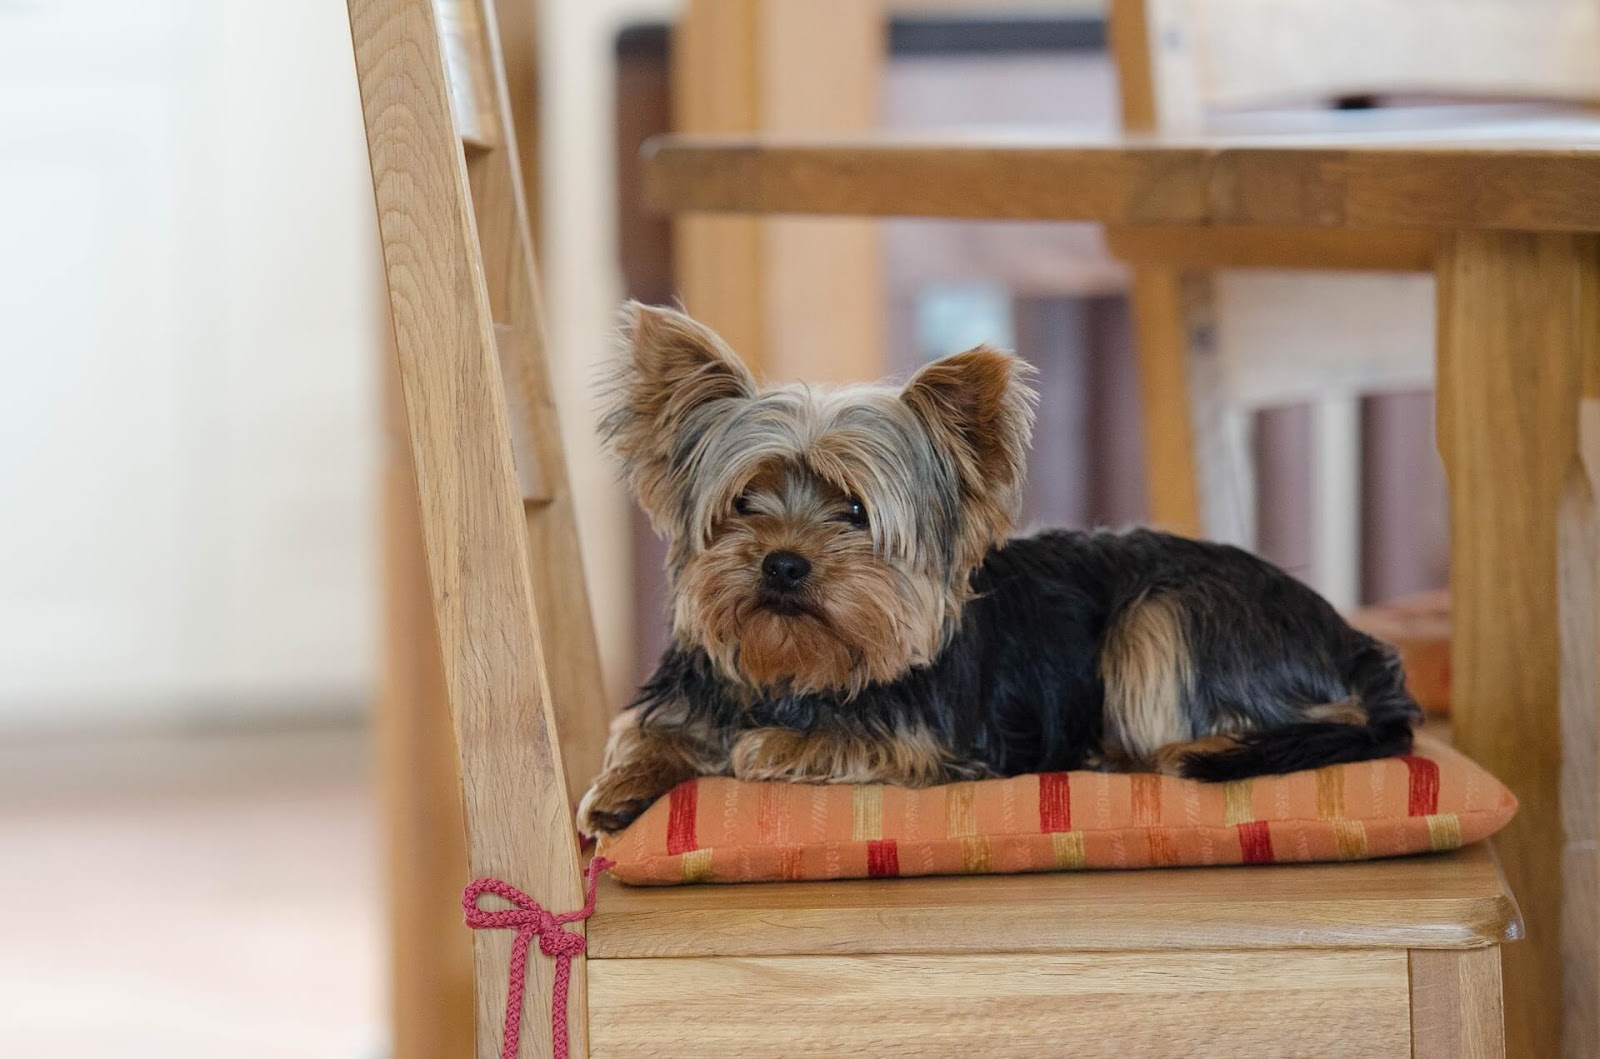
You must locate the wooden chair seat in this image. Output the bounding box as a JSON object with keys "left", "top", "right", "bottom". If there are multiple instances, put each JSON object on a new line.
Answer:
{"left": 585, "top": 845, "right": 1519, "bottom": 1056}
{"left": 1351, "top": 590, "right": 1452, "bottom": 715}
{"left": 588, "top": 843, "right": 1515, "bottom": 958}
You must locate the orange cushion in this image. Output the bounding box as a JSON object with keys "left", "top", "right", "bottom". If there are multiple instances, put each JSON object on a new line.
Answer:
{"left": 598, "top": 737, "right": 1514, "bottom": 885}
{"left": 1349, "top": 590, "right": 1452, "bottom": 715}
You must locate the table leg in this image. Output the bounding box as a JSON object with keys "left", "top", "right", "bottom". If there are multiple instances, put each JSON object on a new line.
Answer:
{"left": 1436, "top": 231, "right": 1600, "bottom": 1059}
{"left": 1129, "top": 267, "right": 1205, "bottom": 537}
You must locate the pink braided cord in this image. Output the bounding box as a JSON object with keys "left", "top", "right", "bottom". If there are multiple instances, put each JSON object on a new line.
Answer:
{"left": 463, "top": 856, "right": 613, "bottom": 1059}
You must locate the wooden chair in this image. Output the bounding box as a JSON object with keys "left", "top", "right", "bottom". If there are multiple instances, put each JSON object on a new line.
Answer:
{"left": 348, "top": 0, "right": 1519, "bottom": 1055}
{"left": 1109, "top": 0, "right": 1600, "bottom": 710}
{"left": 1110, "top": 0, "right": 1600, "bottom": 560}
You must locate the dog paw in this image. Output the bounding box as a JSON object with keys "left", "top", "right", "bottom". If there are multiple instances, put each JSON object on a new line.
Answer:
{"left": 576, "top": 770, "right": 662, "bottom": 838}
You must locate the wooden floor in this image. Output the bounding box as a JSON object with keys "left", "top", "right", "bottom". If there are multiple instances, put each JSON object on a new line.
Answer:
{"left": 0, "top": 725, "right": 381, "bottom": 1058}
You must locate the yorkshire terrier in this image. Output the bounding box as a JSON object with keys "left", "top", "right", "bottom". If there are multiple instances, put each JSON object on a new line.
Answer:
{"left": 576, "top": 303, "right": 1420, "bottom": 837}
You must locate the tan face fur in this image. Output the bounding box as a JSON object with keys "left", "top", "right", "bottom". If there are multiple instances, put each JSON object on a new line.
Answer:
{"left": 601, "top": 302, "right": 1038, "bottom": 696}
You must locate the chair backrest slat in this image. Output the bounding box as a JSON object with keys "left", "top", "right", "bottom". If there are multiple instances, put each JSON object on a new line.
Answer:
{"left": 348, "top": 0, "right": 603, "bottom": 1054}
{"left": 437, "top": 0, "right": 501, "bottom": 149}
{"left": 494, "top": 323, "right": 553, "bottom": 503}
{"left": 459, "top": 0, "right": 611, "bottom": 801}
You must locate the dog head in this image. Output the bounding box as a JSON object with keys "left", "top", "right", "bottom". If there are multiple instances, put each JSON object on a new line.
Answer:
{"left": 602, "top": 302, "right": 1037, "bottom": 696}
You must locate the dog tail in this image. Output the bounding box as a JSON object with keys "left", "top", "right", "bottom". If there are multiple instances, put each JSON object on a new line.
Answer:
{"left": 1177, "top": 637, "right": 1424, "bottom": 783}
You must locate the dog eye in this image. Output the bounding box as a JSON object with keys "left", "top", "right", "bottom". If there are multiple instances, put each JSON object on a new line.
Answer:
{"left": 838, "top": 498, "right": 868, "bottom": 528}
{"left": 733, "top": 494, "right": 753, "bottom": 516}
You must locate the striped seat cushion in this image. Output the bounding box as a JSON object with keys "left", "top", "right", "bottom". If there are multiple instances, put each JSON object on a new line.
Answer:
{"left": 598, "top": 737, "right": 1515, "bottom": 885}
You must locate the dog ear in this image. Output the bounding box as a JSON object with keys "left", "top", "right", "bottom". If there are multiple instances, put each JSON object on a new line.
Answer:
{"left": 601, "top": 301, "right": 757, "bottom": 525}
{"left": 900, "top": 346, "right": 1037, "bottom": 540}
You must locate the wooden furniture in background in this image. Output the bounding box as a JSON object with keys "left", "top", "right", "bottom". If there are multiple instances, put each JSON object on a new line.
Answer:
{"left": 348, "top": 1, "right": 1524, "bottom": 1054}
{"left": 669, "top": 4, "right": 1457, "bottom": 599}
{"left": 875, "top": 16, "right": 1147, "bottom": 533}
{"left": 642, "top": 126, "right": 1599, "bottom": 1056}
{"left": 674, "top": 0, "right": 885, "bottom": 384}
{"left": 1108, "top": 0, "right": 1599, "bottom": 614}
{"left": 1105, "top": 2, "right": 1600, "bottom": 727}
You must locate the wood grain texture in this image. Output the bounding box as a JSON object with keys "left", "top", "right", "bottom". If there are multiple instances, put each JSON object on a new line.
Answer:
{"left": 492, "top": 0, "right": 540, "bottom": 255}
{"left": 1127, "top": 266, "right": 1203, "bottom": 537}
{"left": 587, "top": 843, "right": 1520, "bottom": 959}
{"left": 346, "top": 0, "right": 587, "bottom": 1055}
{"left": 1113, "top": 0, "right": 1213, "bottom": 547}
{"left": 672, "top": 0, "right": 885, "bottom": 383}
{"left": 1213, "top": 147, "right": 1600, "bottom": 233}
{"left": 671, "top": 0, "right": 766, "bottom": 366}
{"left": 645, "top": 138, "right": 1214, "bottom": 224}
{"left": 463, "top": 0, "right": 609, "bottom": 806}
{"left": 492, "top": 324, "right": 552, "bottom": 504}
{"left": 1560, "top": 264, "right": 1600, "bottom": 1058}
{"left": 642, "top": 132, "right": 1600, "bottom": 232}
{"left": 1410, "top": 947, "right": 1506, "bottom": 1059}
{"left": 588, "top": 950, "right": 1414, "bottom": 1058}
{"left": 757, "top": 0, "right": 884, "bottom": 385}
{"left": 1436, "top": 231, "right": 1600, "bottom": 1059}
{"left": 1107, "top": 225, "right": 1437, "bottom": 272}
{"left": 380, "top": 354, "right": 474, "bottom": 1059}
{"left": 435, "top": 0, "right": 499, "bottom": 149}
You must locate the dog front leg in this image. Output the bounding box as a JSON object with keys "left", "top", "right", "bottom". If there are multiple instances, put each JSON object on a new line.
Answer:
{"left": 577, "top": 713, "right": 728, "bottom": 837}
{"left": 730, "top": 725, "right": 985, "bottom": 787}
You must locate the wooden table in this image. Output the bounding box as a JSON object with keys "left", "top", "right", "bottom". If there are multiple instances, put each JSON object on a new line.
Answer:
{"left": 642, "top": 120, "right": 1600, "bottom": 1058}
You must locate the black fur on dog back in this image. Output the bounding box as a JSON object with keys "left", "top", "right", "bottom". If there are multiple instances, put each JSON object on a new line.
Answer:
{"left": 634, "top": 528, "right": 1421, "bottom": 782}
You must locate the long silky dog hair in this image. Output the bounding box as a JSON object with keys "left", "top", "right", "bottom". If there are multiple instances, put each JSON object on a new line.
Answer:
{"left": 576, "top": 303, "right": 1419, "bottom": 836}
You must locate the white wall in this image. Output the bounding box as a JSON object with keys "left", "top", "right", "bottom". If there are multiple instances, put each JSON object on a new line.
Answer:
{"left": 0, "top": 0, "right": 381, "bottom": 727}
{"left": 0, "top": 0, "right": 691, "bottom": 727}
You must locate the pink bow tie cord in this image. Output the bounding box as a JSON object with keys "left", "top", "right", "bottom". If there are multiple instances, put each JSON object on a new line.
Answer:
{"left": 463, "top": 856, "right": 614, "bottom": 1059}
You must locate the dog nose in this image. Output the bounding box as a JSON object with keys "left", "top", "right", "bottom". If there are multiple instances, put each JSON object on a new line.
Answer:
{"left": 761, "top": 551, "right": 811, "bottom": 592}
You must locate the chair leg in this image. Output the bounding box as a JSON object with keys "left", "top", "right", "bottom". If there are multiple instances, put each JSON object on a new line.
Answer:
{"left": 1129, "top": 266, "right": 1259, "bottom": 549}
{"left": 1130, "top": 266, "right": 1205, "bottom": 537}
{"left": 380, "top": 359, "right": 474, "bottom": 1059}
{"left": 1409, "top": 948, "right": 1505, "bottom": 1059}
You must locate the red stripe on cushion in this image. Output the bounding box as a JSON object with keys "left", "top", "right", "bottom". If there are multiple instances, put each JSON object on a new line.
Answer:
{"left": 1404, "top": 756, "right": 1441, "bottom": 816}
{"left": 866, "top": 838, "right": 900, "bottom": 877}
{"left": 1038, "top": 772, "right": 1072, "bottom": 832}
{"left": 666, "top": 782, "right": 699, "bottom": 855}
{"left": 1237, "top": 820, "right": 1275, "bottom": 864}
